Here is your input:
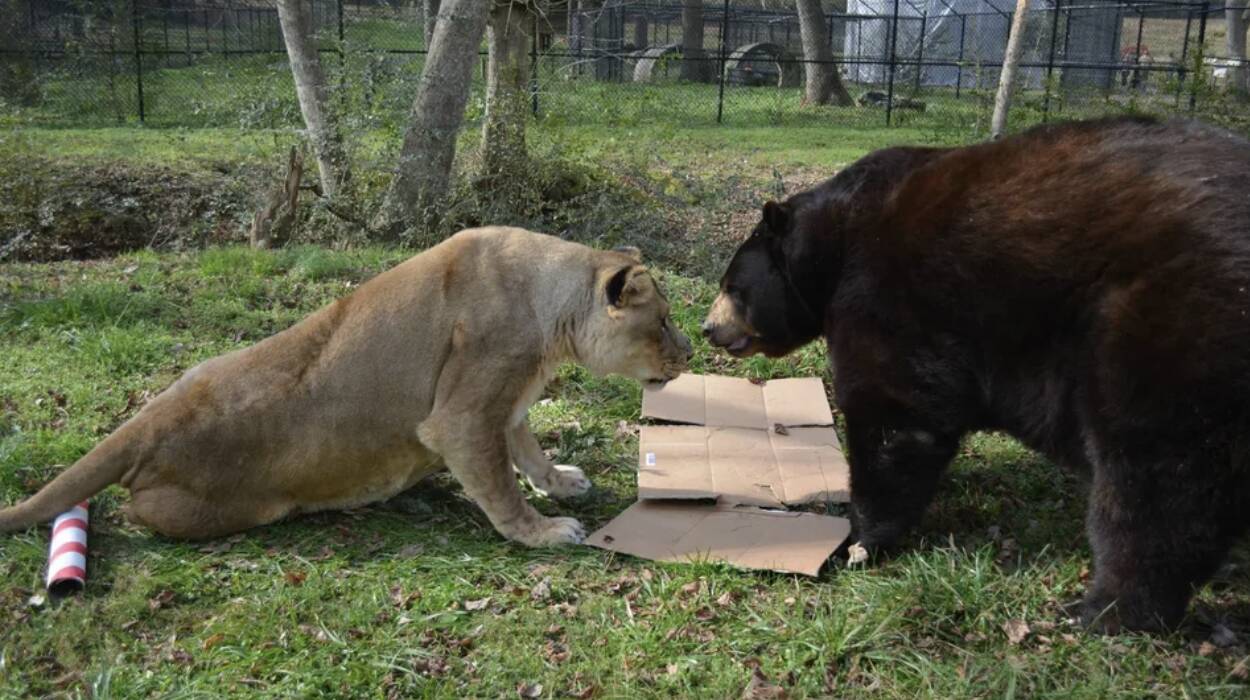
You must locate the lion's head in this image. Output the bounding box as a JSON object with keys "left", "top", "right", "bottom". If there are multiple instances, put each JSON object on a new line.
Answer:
{"left": 579, "top": 248, "right": 692, "bottom": 387}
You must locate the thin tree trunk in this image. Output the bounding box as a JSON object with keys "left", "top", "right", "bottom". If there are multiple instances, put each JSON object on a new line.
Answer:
{"left": 483, "top": 1, "right": 532, "bottom": 176}
{"left": 275, "top": 0, "right": 350, "bottom": 198}
{"left": 423, "top": 0, "right": 440, "bottom": 48}
{"left": 374, "top": 0, "right": 489, "bottom": 237}
{"left": 991, "top": 0, "right": 1030, "bottom": 138}
{"left": 681, "top": 0, "right": 706, "bottom": 82}
{"left": 1226, "top": 4, "right": 1247, "bottom": 97}
{"left": 795, "top": 0, "right": 853, "bottom": 106}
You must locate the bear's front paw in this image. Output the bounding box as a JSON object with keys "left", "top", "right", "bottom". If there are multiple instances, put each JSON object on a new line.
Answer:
{"left": 531, "top": 465, "right": 592, "bottom": 498}
{"left": 509, "top": 516, "right": 586, "bottom": 547}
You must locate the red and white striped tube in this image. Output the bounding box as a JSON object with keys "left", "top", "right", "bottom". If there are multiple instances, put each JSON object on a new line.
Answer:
{"left": 46, "top": 501, "right": 89, "bottom": 596}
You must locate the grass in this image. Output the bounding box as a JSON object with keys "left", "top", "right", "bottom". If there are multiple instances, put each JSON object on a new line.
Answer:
{"left": 2, "top": 246, "right": 1250, "bottom": 697}
{"left": 2, "top": 114, "right": 1249, "bottom": 697}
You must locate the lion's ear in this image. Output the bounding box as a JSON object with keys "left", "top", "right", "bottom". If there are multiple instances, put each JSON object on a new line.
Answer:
{"left": 613, "top": 245, "right": 643, "bottom": 263}
{"left": 606, "top": 265, "right": 647, "bottom": 308}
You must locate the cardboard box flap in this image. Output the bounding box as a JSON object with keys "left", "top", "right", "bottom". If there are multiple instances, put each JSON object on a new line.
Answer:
{"left": 642, "top": 374, "right": 834, "bottom": 429}
{"left": 586, "top": 501, "right": 851, "bottom": 576}
{"left": 639, "top": 425, "right": 850, "bottom": 507}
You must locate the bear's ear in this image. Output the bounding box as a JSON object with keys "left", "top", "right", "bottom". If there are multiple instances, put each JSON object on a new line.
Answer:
{"left": 761, "top": 201, "right": 789, "bottom": 236}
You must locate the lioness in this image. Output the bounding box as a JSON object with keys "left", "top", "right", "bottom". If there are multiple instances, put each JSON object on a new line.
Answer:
{"left": 0, "top": 227, "right": 692, "bottom": 546}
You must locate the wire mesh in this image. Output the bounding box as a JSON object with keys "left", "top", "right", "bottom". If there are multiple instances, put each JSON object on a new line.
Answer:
{"left": 0, "top": 0, "right": 1246, "bottom": 134}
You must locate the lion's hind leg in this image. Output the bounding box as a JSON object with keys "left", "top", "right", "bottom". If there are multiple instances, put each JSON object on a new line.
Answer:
{"left": 126, "top": 485, "right": 291, "bottom": 540}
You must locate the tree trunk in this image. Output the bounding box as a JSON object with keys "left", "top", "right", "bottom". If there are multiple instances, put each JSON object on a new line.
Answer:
{"left": 1226, "top": 5, "right": 1247, "bottom": 97}
{"left": 483, "top": 2, "right": 533, "bottom": 176}
{"left": 373, "top": 0, "right": 490, "bottom": 237}
{"left": 991, "top": 0, "right": 1031, "bottom": 138}
{"left": 795, "top": 0, "right": 853, "bottom": 106}
{"left": 681, "top": 0, "right": 706, "bottom": 82}
{"left": 423, "top": 0, "right": 440, "bottom": 49}
{"left": 275, "top": 0, "right": 350, "bottom": 198}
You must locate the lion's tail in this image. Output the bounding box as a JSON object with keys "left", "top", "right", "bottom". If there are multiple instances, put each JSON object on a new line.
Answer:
{"left": 0, "top": 423, "right": 139, "bottom": 533}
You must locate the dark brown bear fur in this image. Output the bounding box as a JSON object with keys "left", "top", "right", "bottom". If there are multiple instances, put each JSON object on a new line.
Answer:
{"left": 702, "top": 116, "right": 1250, "bottom": 633}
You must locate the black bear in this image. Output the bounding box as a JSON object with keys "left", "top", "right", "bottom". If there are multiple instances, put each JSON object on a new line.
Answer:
{"left": 702, "top": 116, "right": 1250, "bottom": 633}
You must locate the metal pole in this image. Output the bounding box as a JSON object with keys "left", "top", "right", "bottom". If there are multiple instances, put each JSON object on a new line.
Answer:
{"left": 717, "top": 0, "right": 730, "bottom": 124}
{"left": 185, "top": 8, "right": 191, "bottom": 67}
{"left": 1131, "top": 8, "right": 1145, "bottom": 89}
{"left": 1190, "top": 1, "right": 1208, "bottom": 111}
{"left": 915, "top": 9, "right": 927, "bottom": 93}
{"left": 956, "top": 15, "right": 965, "bottom": 98}
{"left": 531, "top": 11, "right": 540, "bottom": 116}
{"left": 886, "top": 0, "right": 901, "bottom": 125}
{"left": 132, "top": 1, "right": 146, "bottom": 123}
{"left": 1042, "top": 0, "right": 1061, "bottom": 118}
{"left": 1176, "top": 7, "right": 1193, "bottom": 106}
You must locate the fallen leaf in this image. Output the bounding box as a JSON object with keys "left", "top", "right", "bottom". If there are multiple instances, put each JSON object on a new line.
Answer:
{"left": 568, "top": 684, "right": 598, "bottom": 699}
{"left": 846, "top": 543, "right": 869, "bottom": 565}
{"left": 1003, "top": 619, "right": 1030, "bottom": 645}
{"left": 545, "top": 624, "right": 564, "bottom": 637}
{"left": 772, "top": 423, "right": 789, "bottom": 436}
{"left": 464, "top": 597, "right": 491, "bottom": 612}
{"left": 741, "top": 668, "right": 787, "bottom": 699}
{"left": 544, "top": 640, "right": 570, "bottom": 664}
{"left": 390, "top": 586, "right": 420, "bottom": 609}
{"left": 748, "top": 377, "right": 767, "bottom": 386}
{"left": 1230, "top": 656, "right": 1249, "bottom": 681}
{"left": 395, "top": 543, "right": 425, "bottom": 559}
{"left": 284, "top": 571, "right": 307, "bottom": 587}
{"left": 1212, "top": 624, "right": 1239, "bottom": 648}
{"left": 1199, "top": 641, "right": 1219, "bottom": 657}
{"left": 531, "top": 577, "right": 552, "bottom": 602}
{"left": 667, "top": 663, "right": 679, "bottom": 676}
{"left": 716, "top": 591, "right": 736, "bottom": 607}
{"left": 517, "top": 681, "right": 543, "bottom": 698}
{"left": 201, "top": 633, "right": 225, "bottom": 650}
{"left": 27, "top": 594, "right": 45, "bottom": 608}
{"left": 148, "top": 590, "right": 176, "bottom": 611}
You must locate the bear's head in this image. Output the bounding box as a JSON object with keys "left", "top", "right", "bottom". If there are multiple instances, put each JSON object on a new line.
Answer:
{"left": 702, "top": 197, "right": 829, "bottom": 358}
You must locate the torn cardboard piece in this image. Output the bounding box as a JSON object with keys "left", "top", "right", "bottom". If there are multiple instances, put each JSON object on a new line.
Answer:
{"left": 639, "top": 374, "right": 850, "bottom": 507}
{"left": 586, "top": 501, "right": 851, "bottom": 577}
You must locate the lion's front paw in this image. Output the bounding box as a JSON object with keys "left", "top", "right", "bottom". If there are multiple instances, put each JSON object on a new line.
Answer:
{"left": 509, "top": 516, "right": 586, "bottom": 547}
{"left": 532, "top": 465, "right": 592, "bottom": 498}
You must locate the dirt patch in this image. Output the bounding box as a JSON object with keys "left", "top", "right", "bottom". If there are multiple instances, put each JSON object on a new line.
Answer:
{"left": 0, "top": 159, "right": 257, "bottom": 262}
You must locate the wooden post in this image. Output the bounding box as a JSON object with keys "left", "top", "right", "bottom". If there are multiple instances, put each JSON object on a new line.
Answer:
{"left": 990, "top": 0, "right": 1030, "bottom": 139}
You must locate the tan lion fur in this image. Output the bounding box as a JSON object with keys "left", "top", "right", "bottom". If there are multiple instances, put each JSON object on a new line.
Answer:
{"left": 0, "top": 227, "right": 692, "bottom": 546}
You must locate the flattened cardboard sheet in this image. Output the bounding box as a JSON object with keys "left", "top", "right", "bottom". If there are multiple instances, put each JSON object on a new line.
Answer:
{"left": 638, "top": 425, "right": 850, "bottom": 506}
{"left": 638, "top": 374, "right": 849, "bottom": 506}
{"left": 586, "top": 501, "right": 851, "bottom": 577}
{"left": 641, "top": 374, "right": 834, "bottom": 429}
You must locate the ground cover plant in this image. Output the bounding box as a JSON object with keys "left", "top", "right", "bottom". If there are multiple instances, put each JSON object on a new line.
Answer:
{"left": 2, "top": 124, "right": 1249, "bottom": 698}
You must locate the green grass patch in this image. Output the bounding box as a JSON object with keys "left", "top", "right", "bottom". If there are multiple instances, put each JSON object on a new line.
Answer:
{"left": 1, "top": 249, "right": 1247, "bottom": 698}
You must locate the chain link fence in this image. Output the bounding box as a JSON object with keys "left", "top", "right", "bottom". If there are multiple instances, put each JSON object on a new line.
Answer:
{"left": 1, "top": 0, "right": 1247, "bottom": 134}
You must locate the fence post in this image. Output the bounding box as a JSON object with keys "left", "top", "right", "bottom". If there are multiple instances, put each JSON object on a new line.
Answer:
{"left": 1190, "top": 1, "right": 1208, "bottom": 111}
{"left": 1176, "top": 7, "right": 1193, "bottom": 107}
{"left": 716, "top": 0, "right": 730, "bottom": 124}
{"left": 531, "top": 11, "right": 539, "bottom": 116}
{"left": 914, "top": 9, "right": 927, "bottom": 93}
{"left": 886, "top": 0, "right": 901, "bottom": 125}
{"left": 1131, "top": 7, "right": 1145, "bottom": 89}
{"left": 956, "top": 15, "right": 965, "bottom": 98}
{"left": 132, "top": 1, "right": 146, "bottom": 123}
{"left": 1042, "top": 0, "right": 1060, "bottom": 119}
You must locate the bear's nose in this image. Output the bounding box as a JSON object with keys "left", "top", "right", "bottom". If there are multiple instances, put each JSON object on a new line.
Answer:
{"left": 701, "top": 320, "right": 714, "bottom": 338}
